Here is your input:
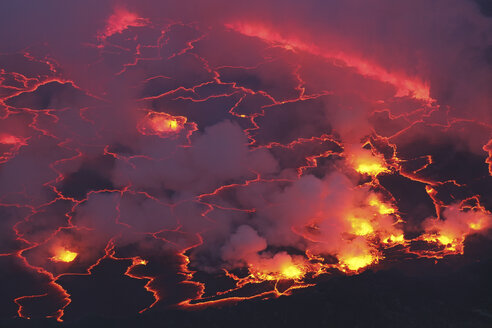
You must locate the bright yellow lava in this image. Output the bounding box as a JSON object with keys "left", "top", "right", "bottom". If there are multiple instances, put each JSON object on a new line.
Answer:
{"left": 51, "top": 249, "right": 78, "bottom": 263}
{"left": 468, "top": 219, "right": 485, "bottom": 230}
{"left": 252, "top": 263, "right": 305, "bottom": 281}
{"left": 340, "top": 254, "right": 376, "bottom": 271}
{"left": 281, "top": 265, "right": 303, "bottom": 279}
{"left": 382, "top": 234, "right": 405, "bottom": 244}
{"left": 436, "top": 235, "right": 455, "bottom": 246}
{"left": 138, "top": 112, "right": 187, "bottom": 137}
{"left": 348, "top": 217, "right": 374, "bottom": 236}
{"left": 424, "top": 234, "right": 459, "bottom": 251}
{"left": 369, "top": 198, "right": 395, "bottom": 215}
{"left": 134, "top": 258, "right": 148, "bottom": 265}
{"left": 152, "top": 116, "right": 179, "bottom": 133}
{"left": 356, "top": 162, "right": 389, "bottom": 176}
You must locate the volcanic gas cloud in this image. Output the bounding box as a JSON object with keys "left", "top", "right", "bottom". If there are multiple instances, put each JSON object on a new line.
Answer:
{"left": 0, "top": 0, "right": 491, "bottom": 324}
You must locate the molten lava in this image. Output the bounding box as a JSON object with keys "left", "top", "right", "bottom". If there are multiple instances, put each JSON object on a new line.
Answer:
{"left": 347, "top": 216, "right": 374, "bottom": 236}
{"left": 137, "top": 112, "right": 187, "bottom": 137}
{"left": 280, "top": 264, "right": 303, "bottom": 279}
{"left": 250, "top": 264, "right": 306, "bottom": 281}
{"left": 345, "top": 147, "right": 391, "bottom": 176}
{"left": 1, "top": 4, "right": 491, "bottom": 324}
{"left": 51, "top": 248, "right": 78, "bottom": 263}
{"left": 338, "top": 242, "right": 379, "bottom": 273}
{"left": 354, "top": 160, "right": 390, "bottom": 176}
{"left": 368, "top": 196, "right": 395, "bottom": 215}
{"left": 341, "top": 255, "right": 377, "bottom": 272}
{"left": 382, "top": 234, "right": 405, "bottom": 244}
{"left": 134, "top": 258, "right": 148, "bottom": 266}
{"left": 419, "top": 205, "right": 492, "bottom": 256}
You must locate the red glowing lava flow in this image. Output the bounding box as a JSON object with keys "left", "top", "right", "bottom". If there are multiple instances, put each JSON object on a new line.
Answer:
{"left": 226, "top": 22, "right": 433, "bottom": 102}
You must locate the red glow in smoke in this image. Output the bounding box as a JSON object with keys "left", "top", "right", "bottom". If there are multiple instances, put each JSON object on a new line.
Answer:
{"left": 99, "top": 7, "right": 149, "bottom": 41}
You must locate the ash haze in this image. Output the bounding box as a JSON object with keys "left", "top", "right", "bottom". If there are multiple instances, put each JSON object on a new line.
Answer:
{"left": 0, "top": 1, "right": 491, "bottom": 327}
